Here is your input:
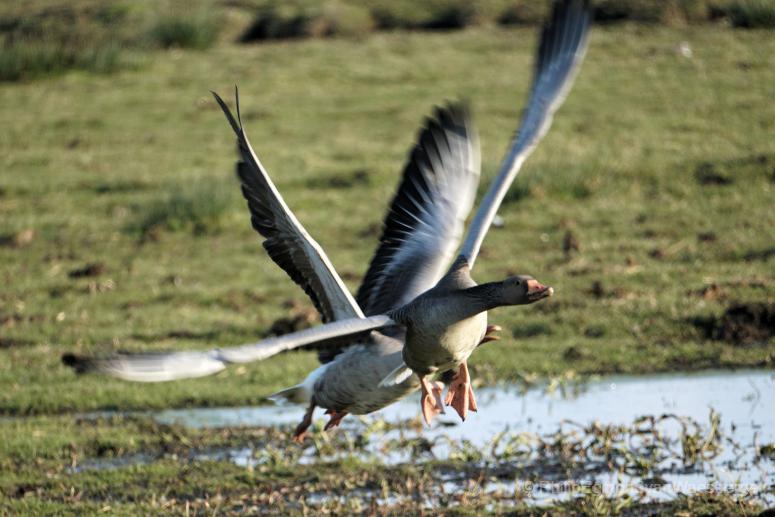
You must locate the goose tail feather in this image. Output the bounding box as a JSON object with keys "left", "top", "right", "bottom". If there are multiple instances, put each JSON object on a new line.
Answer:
{"left": 268, "top": 363, "right": 327, "bottom": 405}
{"left": 268, "top": 385, "right": 310, "bottom": 405}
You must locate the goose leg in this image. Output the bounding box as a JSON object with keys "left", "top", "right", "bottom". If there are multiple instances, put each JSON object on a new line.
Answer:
{"left": 444, "top": 362, "right": 477, "bottom": 421}
{"left": 479, "top": 324, "right": 502, "bottom": 345}
{"left": 420, "top": 376, "right": 445, "bottom": 426}
{"left": 324, "top": 409, "right": 348, "bottom": 430}
{"left": 292, "top": 401, "right": 316, "bottom": 443}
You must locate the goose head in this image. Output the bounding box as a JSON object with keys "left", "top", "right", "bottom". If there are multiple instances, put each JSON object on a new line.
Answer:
{"left": 499, "top": 275, "right": 553, "bottom": 305}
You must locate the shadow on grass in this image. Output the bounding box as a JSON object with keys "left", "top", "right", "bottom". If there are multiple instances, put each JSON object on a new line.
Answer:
{"left": 691, "top": 301, "right": 775, "bottom": 346}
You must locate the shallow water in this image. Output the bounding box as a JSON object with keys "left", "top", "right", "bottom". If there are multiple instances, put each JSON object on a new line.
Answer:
{"left": 96, "top": 370, "right": 775, "bottom": 505}
{"left": 154, "top": 369, "right": 774, "bottom": 452}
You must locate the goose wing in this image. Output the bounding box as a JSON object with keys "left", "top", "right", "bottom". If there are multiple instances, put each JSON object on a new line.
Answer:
{"left": 63, "top": 315, "right": 395, "bottom": 382}
{"left": 213, "top": 89, "right": 363, "bottom": 322}
{"left": 457, "top": 0, "right": 591, "bottom": 268}
{"left": 355, "top": 103, "right": 480, "bottom": 317}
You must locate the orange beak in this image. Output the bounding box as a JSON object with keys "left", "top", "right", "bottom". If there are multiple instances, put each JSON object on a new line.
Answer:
{"left": 526, "top": 279, "right": 554, "bottom": 302}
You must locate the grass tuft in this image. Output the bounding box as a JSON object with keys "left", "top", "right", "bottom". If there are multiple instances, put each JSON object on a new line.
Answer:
{"left": 130, "top": 180, "right": 237, "bottom": 239}
{"left": 497, "top": 3, "right": 550, "bottom": 25}
{"left": 3, "top": 0, "right": 773, "bottom": 82}
{"left": 315, "top": 3, "right": 376, "bottom": 38}
{"left": 148, "top": 14, "right": 220, "bottom": 50}
{"left": 0, "top": 1, "right": 222, "bottom": 81}
{"left": 0, "top": 40, "right": 121, "bottom": 81}
{"left": 0, "top": 2, "right": 133, "bottom": 81}
{"left": 420, "top": 3, "right": 478, "bottom": 30}
{"left": 725, "top": 0, "right": 775, "bottom": 28}
{"left": 240, "top": 3, "right": 374, "bottom": 41}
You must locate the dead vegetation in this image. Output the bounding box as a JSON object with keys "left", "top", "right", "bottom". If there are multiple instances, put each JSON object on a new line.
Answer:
{"left": 2, "top": 406, "right": 769, "bottom": 514}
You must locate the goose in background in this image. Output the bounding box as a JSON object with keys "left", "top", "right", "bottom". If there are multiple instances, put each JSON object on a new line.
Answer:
{"left": 63, "top": 0, "right": 591, "bottom": 437}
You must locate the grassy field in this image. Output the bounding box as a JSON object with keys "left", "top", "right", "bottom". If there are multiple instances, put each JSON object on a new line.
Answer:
{"left": 1, "top": 410, "right": 768, "bottom": 515}
{"left": 0, "top": 16, "right": 773, "bottom": 514}
{"left": 3, "top": 0, "right": 775, "bottom": 82}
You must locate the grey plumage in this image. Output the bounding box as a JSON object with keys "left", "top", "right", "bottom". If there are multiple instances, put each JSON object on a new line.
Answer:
{"left": 62, "top": 101, "right": 477, "bottom": 394}
{"left": 323, "top": 102, "right": 479, "bottom": 364}
{"left": 312, "top": 333, "right": 411, "bottom": 414}
{"left": 213, "top": 89, "right": 363, "bottom": 324}
{"left": 458, "top": 0, "right": 591, "bottom": 268}
{"left": 356, "top": 103, "right": 480, "bottom": 318}
{"left": 63, "top": 315, "right": 393, "bottom": 383}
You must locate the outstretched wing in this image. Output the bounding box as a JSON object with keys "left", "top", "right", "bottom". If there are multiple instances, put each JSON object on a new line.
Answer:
{"left": 457, "top": 0, "right": 591, "bottom": 268}
{"left": 62, "top": 315, "right": 395, "bottom": 382}
{"left": 213, "top": 89, "right": 363, "bottom": 322}
{"left": 356, "top": 103, "right": 480, "bottom": 316}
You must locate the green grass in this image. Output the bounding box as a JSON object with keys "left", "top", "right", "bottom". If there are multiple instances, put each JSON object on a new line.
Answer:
{"left": 149, "top": 14, "right": 221, "bottom": 50}
{"left": 1, "top": 22, "right": 772, "bottom": 415}
{"left": 4, "top": 0, "right": 775, "bottom": 82}
{"left": 0, "top": 40, "right": 124, "bottom": 82}
{"left": 0, "top": 0, "right": 220, "bottom": 81}
{"left": 726, "top": 0, "right": 775, "bottom": 28}
{"left": 0, "top": 412, "right": 768, "bottom": 514}
{"left": 129, "top": 178, "right": 238, "bottom": 238}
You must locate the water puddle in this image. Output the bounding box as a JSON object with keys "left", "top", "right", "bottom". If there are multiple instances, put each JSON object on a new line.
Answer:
{"left": 81, "top": 370, "right": 775, "bottom": 506}
{"left": 67, "top": 452, "right": 154, "bottom": 474}
{"left": 152, "top": 369, "right": 773, "bottom": 435}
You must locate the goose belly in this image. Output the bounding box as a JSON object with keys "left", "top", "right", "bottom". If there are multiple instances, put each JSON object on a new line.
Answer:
{"left": 404, "top": 312, "right": 487, "bottom": 374}
{"left": 313, "top": 343, "right": 421, "bottom": 415}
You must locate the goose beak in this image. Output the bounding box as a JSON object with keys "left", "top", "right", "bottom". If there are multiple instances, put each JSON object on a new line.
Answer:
{"left": 526, "top": 279, "right": 553, "bottom": 302}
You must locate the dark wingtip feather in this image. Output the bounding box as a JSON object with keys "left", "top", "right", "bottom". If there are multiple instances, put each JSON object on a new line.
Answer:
{"left": 212, "top": 89, "right": 242, "bottom": 134}
{"left": 436, "top": 101, "right": 474, "bottom": 142}
{"left": 234, "top": 85, "right": 242, "bottom": 127}
{"left": 355, "top": 102, "right": 478, "bottom": 316}
{"left": 62, "top": 353, "right": 95, "bottom": 374}
{"left": 433, "top": 100, "right": 472, "bottom": 133}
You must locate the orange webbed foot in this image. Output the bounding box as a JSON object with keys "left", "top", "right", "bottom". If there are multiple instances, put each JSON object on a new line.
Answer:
{"left": 420, "top": 377, "right": 445, "bottom": 426}
{"left": 324, "top": 409, "right": 348, "bottom": 431}
{"left": 292, "top": 401, "right": 316, "bottom": 443}
{"left": 479, "top": 324, "right": 502, "bottom": 345}
{"left": 444, "top": 362, "right": 476, "bottom": 421}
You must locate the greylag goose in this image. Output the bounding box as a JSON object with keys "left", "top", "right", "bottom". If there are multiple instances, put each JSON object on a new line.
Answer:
{"left": 214, "top": 97, "right": 482, "bottom": 436}
{"left": 381, "top": 263, "right": 552, "bottom": 423}
{"left": 63, "top": 0, "right": 591, "bottom": 436}
{"left": 64, "top": 96, "right": 482, "bottom": 437}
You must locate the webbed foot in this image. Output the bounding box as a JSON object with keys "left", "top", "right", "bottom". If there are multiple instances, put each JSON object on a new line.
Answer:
{"left": 420, "top": 377, "right": 445, "bottom": 425}
{"left": 324, "top": 409, "right": 348, "bottom": 430}
{"left": 292, "top": 401, "right": 316, "bottom": 443}
{"left": 444, "top": 362, "right": 477, "bottom": 420}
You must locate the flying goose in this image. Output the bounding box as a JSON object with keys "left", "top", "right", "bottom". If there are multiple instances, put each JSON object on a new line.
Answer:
{"left": 214, "top": 97, "right": 482, "bottom": 436}
{"left": 63, "top": 0, "right": 591, "bottom": 435}
{"left": 65, "top": 99, "right": 481, "bottom": 438}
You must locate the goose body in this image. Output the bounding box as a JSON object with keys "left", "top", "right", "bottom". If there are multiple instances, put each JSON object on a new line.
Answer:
{"left": 310, "top": 333, "right": 410, "bottom": 414}
{"left": 393, "top": 262, "right": 485, "bottom": 375}
{"left": 380, "top": 258, "right": 552, "bottom": 423}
